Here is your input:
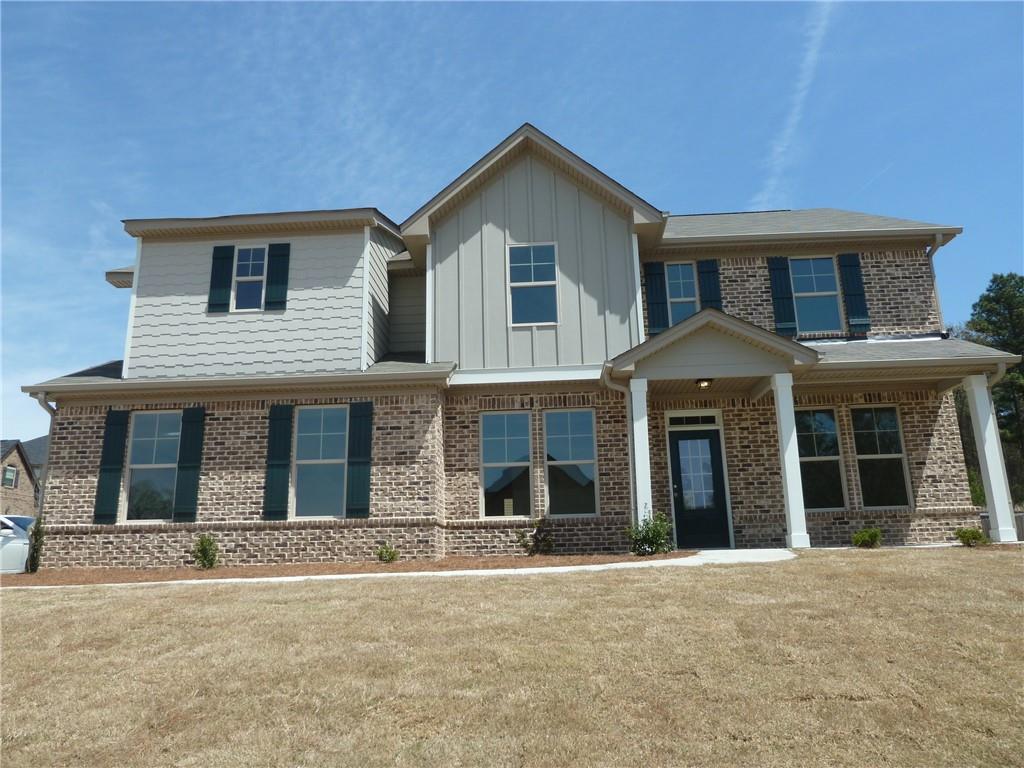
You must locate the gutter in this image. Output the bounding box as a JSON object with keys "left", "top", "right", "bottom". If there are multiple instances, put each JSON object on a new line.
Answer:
{"left": 32, "top": 393, "right": 55, "bottom": 416}
{"left": 658, "top": 226, "right": 962, "bottom": 248}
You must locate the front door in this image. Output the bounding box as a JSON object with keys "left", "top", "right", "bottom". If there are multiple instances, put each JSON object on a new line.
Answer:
{"left": 669, "top": 429, "right": 731, "bottom": 548}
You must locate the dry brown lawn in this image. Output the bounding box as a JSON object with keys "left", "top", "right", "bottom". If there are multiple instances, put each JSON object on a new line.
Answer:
{"left": 2, "top": 548, "right": 1022, "bottom": 768}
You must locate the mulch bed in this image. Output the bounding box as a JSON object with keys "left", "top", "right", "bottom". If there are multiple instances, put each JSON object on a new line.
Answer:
{"left": 1, "top": 551, "right": 695, "bottom": 588}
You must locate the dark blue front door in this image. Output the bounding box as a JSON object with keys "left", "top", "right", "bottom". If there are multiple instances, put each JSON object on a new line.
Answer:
{"left": 669, "top": 429, "right": 731, "bottom": 548}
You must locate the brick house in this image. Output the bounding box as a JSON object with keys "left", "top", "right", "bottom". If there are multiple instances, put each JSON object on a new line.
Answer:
{"left": 1, "top": 440, "right": 40, "bottom": 518}
{"left": 24, "top": 124, "right": 1020, "bottom": 567}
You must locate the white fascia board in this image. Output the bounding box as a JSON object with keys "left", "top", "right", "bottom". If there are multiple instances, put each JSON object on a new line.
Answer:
{"left": 449, "top": 365, "right": 604, "bottom": 386}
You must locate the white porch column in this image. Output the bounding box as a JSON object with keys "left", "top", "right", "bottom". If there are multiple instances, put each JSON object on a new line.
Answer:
{"left": 963, "top": 374, "right": 1018, "bottom": 542}
{"left": 630, "top": 377, "right": 653, "bottom": 523}
{"left": 770, "top": 373, "right": 810, "bottom": 548}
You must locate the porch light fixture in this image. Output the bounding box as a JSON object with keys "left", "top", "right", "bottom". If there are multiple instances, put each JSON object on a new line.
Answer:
{"left": 696, "top": 379, "right": 714, "bottom": 390}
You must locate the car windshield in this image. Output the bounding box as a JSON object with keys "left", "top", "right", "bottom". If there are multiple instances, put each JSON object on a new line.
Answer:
{"left": 4, "top": 516, "right": 34, "bottom": 532}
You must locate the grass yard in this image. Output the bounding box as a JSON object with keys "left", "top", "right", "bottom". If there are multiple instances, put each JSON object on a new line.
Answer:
{"left": 2, "top": 548, "right": 1022, "bottom": 767}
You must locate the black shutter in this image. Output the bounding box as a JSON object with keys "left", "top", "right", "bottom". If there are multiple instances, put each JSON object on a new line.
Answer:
{"left": 345, "top": 402, "right": 373, "bottom": 519}
{"left": 767, "top": 257, "right": 797, "bottom": 337}
{"left": 644, "top": 261, "right": 669, "bottom": 335}
{"left": 837, "top": 253, "right": 871, "bottom": 336}
{"left": 172, "top": 407, "right": 205, "bottom": 522}
{"left": 94, "top": 409, "right": 130, "bottom": 524}
{"left": 264, "top": 243, "right": 291, "bottom": 311}
{"left": 263, "top": 405, "right": 294, "bottom": 520}
{"left": 697, "top": 260, "right": 722, "bottom": 311}
{"left": 207, "top": 245, "right": 235, "bottom": 313}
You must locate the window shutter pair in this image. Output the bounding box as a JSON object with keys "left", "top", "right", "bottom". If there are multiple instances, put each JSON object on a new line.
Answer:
{"left": 206, "top": 243, "right": 291, "bottom": 313}
{"left": 768, "top": 254, "right": 871, "bottom": 337}
{"left": 93, "top": 407, "right": 206, "bottom": 524}
{"left": 643, "top": 260, "right": 721, "bottom": 336}
{"left": 262, "top": 402, "right": 374, "bottom": 519}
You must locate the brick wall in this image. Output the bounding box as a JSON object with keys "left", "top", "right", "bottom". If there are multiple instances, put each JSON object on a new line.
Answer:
{"left": 1, "top": 446, "right": 38, "bottom": 517}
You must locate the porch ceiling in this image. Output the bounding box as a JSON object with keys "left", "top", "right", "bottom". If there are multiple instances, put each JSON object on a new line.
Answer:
{"left": 648, "top": 377, "right": 762, "bottom": 397}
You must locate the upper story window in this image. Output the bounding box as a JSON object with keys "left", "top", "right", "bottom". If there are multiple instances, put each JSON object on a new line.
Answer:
{"left": 480, "top": 412, "right": 531, "bottom": 517}
{"left": 2, "top": 465, "right": 17, "bottom": 488}
{"left": 127, "top": 411, "right": 182, "bottom": 521}
{"left": 665, "top": 262, "right": 699, "bottom": 325}
{"left": 233, "top": 246, "right": 266, "bottom": 311}
{"left": 293, "top": 406, "right": 349, "bottom": 518}
{"left": 508, "top": 244, "right": 558, "bottom": 326}
{"left": 789, "top": 257, "right": 842, "bottom": 333}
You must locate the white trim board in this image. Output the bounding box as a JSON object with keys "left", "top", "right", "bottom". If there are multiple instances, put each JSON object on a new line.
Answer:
{"left": 450, "top": 365, "right": 604, "bottom": 386}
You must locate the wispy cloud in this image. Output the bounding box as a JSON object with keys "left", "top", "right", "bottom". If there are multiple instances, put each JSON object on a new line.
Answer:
{"left": 749, "top": 2, "right": 836, "bottom": 211}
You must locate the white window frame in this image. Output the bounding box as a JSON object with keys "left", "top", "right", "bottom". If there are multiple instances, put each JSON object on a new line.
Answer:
{"left": 664, "top": 261, "right": 701, "bottom": 327}
{"left": 543, "top": 408, "right": 600, "bottom": 518}
{"left": 795, "top": 407, "right": 848, "bottom": 512}
{"left": 119, "top": 410, "right": 182, "bottom": 524}
{"left": 289, "top": 404, "right": 350, "bottom": 520}
{"left": 506, "top": 242, "right": 560, "bottom": 327}
{"left": 789, "top": 255, "right": 844, "bottom": 334}
{"left": 231, "top": 244, "right": 268, "bottom": 313}
{"left": 850, "top": 405, "right": 914, "bottom": 510}
{"left": 2, "top": 465, "right": 18, "bottom": 488}
{"left": 479, "top": 410, "right": 533, "bottom": 519}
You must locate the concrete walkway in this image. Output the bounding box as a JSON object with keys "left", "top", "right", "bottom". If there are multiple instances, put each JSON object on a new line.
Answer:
{"left": 5, "top": 548, "right": 796, "bottom": 591}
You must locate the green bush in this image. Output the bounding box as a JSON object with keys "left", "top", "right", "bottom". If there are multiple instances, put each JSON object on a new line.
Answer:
{"left": 515, "top": 517, "right": 555, "bottom": 555}
{"left": 27, "top": 514, "right": 44, "bottom": 573}
{"left": 954, "top": 527, "right": 990, "bottom": 547}
{"left": 375, "top": 543, "right": 399, "bottom": 563}
{"left": 627, "top": 512, "right": 674, "bottom": 556}
{"left": 192, "top": 533, "right": 219, "bottom": 569}
{"left": 852, "top": 527, "right": 883, "bottom": 548}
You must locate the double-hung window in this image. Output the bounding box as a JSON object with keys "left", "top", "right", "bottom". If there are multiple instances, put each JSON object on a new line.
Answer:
{"left": 127, "top": 411, "right": 182, "bottom": 521}
{"left": 293, "top": 406, "right": 348, "bottom": 518}
{"left": 795, "top": 409, "right": 845, "bottom": 510}
{"left": 790, "top": 257, "right": 842, "bottom": 333}
{"left": 2, "top": 465, "right": 18, "bottom": 488}
{"left": 665, "top": 262, "right": 699, "bottom": 325}
{"left": 233, "top": 246, "right": 266, "bottom": 311}
{"left": 544, "top": 410, "right": 598, "bottom": 515}
{"left": 481, "top": 413, "right": 531, "bottom": 517}
{"left": 508, "top": 244, "right": 558, "bottom": 325}
{"left": 852, "top": 407, "right": 911, "bottom": 507}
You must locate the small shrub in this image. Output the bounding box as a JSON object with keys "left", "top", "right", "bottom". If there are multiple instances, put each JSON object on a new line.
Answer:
{"left": 515, "top": 517, "right": 555, "bottom": 555}
{"left": 27, "top": 515, "right": 44, "bottom": 573}
{"left": 192, "top": 533, "right": 219, "bottom": 569}
{"left": 954, "top": 527, "right": 989, "bottom": 547}
{"left": 627, "top": 512, "right": 674, "bottom": 556}
{"left": 851, "top": 527, "right": 882, "bottom": 548}
{"left": 375, "top": 543, "right": 399, "bottom": 563}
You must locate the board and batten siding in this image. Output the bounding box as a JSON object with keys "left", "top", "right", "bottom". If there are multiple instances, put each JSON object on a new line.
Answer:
{"left": 432, "top": 153, "right": 640, "bottom": 369}
{"left": 365, "top": 227, "right": 401, "bottom": 366}
{"left": 389, "top": 274, "right": 426, "bottom": 354}
{"left": 126, "top": 233, "right": 366, "bottom": 378}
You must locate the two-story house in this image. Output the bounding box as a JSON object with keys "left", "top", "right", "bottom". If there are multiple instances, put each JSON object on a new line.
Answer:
{"left": 24, "top": 124, "right": 1020, "bottom": 567}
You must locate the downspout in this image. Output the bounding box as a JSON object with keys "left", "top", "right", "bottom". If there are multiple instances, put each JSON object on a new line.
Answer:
{"left": 33, "top": 392, "right": 55, "bottom": 417}
{"left": 927, "top": 233, "right": 949, "bottom": 336}
{"left": 988, "top": 362, "right": 1008, "bottom": 387}
{"left": 32, "top": 393, "right": 56, "bottom": 517}
{"left": 601, "top": 362, "right": 636, "bottom": 520}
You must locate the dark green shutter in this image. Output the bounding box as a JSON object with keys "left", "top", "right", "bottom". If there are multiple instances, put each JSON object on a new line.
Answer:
{"left": 697, "top": 260, "right": 722, "bottom": 311}
{"left": 263, "top": 405, "right": 294, "bottom": 520}
{"left": 345, "top": 402, "right": 373, "bottom": 518}
{"left": 264, "top": 243, "right": 291, "bottom": 311}
{"left": 837, "top": 253, "right": 870, "bottom": 336}
{"left": 94, "top": 409, "right": 130, "bottom": 524}
{"left": 207, "top": 245, "right": 235, "bottom": 313}
{"left": 644, "top": 262, "right": 669, "bottom": 335}
{"left": 767, "top": 257, "right": 797, "bottom": 337}
{"left": 172, "top": 407, "right": 205, "bottom": 522}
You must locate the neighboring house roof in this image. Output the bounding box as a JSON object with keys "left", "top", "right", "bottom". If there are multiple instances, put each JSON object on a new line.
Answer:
{"left": 0, "top": 440, "right": 39, "bottom": 488}
{"left": 121, "top": 207, "right": 401, "bottom": 240}
{"left": 20, "top": 435, "right": 49, "bottom": 473}
{"left": 661, "top": 208, "right": 962, "bottom": 246}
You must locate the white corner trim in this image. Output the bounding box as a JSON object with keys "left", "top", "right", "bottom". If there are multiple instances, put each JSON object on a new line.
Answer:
{"left": 121, "top": 237, "right": 143, "bottom": 378}
{"left": 449, "top": 365, "right": 604, "bottom": 386}
{"left": 359, "top": 226, "right": 371, "bottom": 371}
{"left": 631, "top": 231, "right": 644, "bottom": 343}
{"left": 425, "top": 242, "right": 434, "bottom": 364}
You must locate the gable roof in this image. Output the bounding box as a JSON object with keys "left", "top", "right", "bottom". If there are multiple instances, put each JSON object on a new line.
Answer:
{"left": 661, "top": 208, "right": 961, "bottom": 246}
{"left": 401, "top": 123, "right": 665, "bottom": 238}
{"left": 0, "top": 440, "right": 39, "bottom": 487}
{"left": 20, "top": 435, "right": 50, "bottom": 470}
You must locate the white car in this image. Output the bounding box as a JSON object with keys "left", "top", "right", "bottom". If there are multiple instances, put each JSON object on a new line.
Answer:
{"left": 1, "top": 515, "right": 34, "bottom": 574}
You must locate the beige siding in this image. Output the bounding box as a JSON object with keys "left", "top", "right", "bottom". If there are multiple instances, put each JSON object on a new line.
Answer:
{"left": 389, "top": 274, "right": 425, "bottom": 354}
{"left": 432, "top": 153, "right": 640, "bottom": 369}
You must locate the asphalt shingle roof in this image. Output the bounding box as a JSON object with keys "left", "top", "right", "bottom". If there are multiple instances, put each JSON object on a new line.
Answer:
{"left": 807, "top": 337, "right": 1017, "bottom": 365}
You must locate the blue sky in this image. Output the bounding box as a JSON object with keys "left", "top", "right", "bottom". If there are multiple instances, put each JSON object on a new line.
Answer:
{"left": 2, "top": 1, "right": 1022, "bottom": 440}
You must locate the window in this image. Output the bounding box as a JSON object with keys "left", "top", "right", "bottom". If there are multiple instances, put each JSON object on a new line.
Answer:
{"left": 293, "top": 406, "right": 348, "bottom": 518}
{"left": 481, "top": 413, "right": 531, "bottom": 517}
{"left": 233, "top": 246, "right": 266, "bottom": 310}
{"left": 545, "top": 410, "right": 597, "bottom": 515}
{"left": 508, "top": 244, "right": 557, "bottom": 325}
{"left": 852, "top": 407, "right": 910, "bottom": 507}
{"left": 790, "top": 257, "right": 841, "bottom": 333}
{"left": 127, "top": 412, "right": 182, "bottom": 521}
{"left": 665, "top": 262, "right": 699, "bottom": 325}
{"left": 2, "top": 465, "right": 17, "bottom": 488}
{"left": 796, "top": 409, "right": 845, "bottom": 510}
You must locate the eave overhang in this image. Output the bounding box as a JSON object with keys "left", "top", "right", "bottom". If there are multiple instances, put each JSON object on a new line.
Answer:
{"left": 657, "top": 226, "right": 962, "bottom": 249}
{"left": 122, "top": 208, "right": 401, "bottom": 240}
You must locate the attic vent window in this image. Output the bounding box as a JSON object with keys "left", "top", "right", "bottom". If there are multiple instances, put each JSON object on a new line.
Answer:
{"left": 508, "top": 244, "right": 558, "bottom": 326}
